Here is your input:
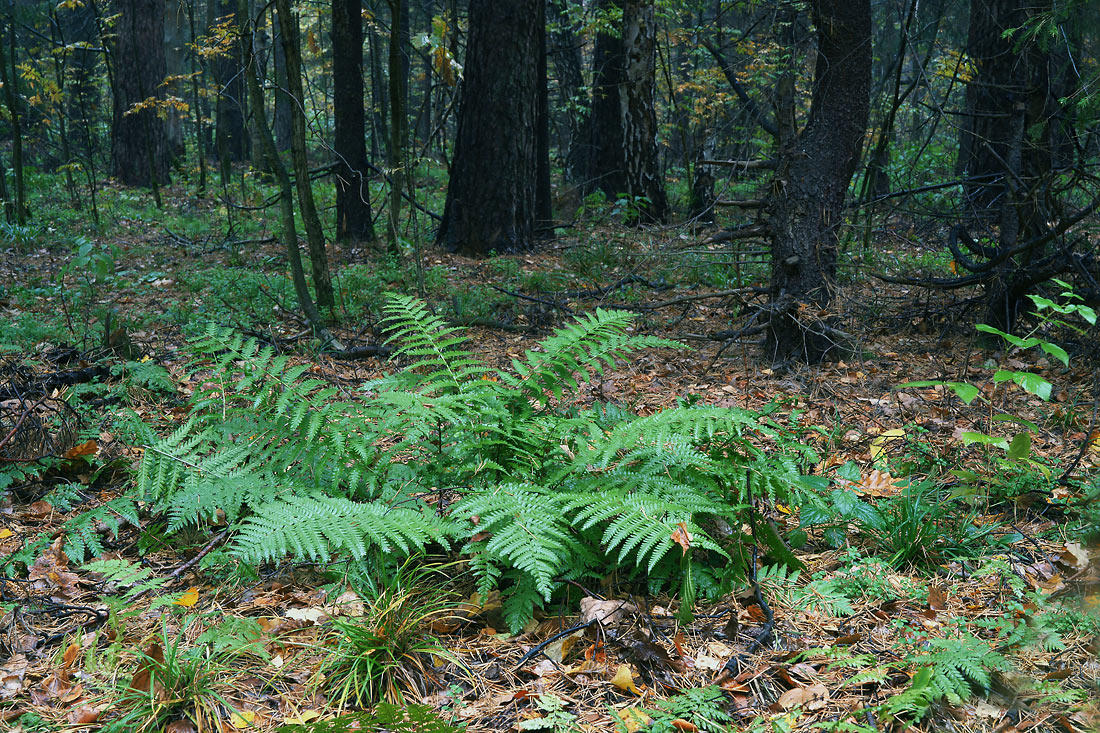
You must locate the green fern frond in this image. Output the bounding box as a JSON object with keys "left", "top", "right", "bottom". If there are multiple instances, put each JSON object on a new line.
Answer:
{"left": 453, "top": 485, "right": 574, "bottom": 599}
{"left": 381, "top": 293, "right": 485, "bottom": 390}
{"left": 505, "top": 309, "right": 681, "bottom": 402}
{"left": 233, "top": 495, "right": 450, "bottom": 564}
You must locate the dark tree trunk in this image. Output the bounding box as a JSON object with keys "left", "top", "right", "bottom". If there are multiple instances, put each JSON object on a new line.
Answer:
{"left": 436, "top": 0, "right": 542, "bottom": 255}
{"left": 214, "top": 0, "right": 247, "bottom": 165}
{"left": 276, "top": 0, "right": 335, "bottom": 308}
{"left": 332, "top": 0, "right": 375, "bottom": 242}
{"left": 0, "top": 10, "right": 25, "bottom": 222}
{"left": 272, "top": 4, "right": 292, "bottom": 152}
{"left": 110, "top": 0, "right": 171, "bottom": 187}
{"left": 620, "top": 0, "right": 667, "bottom": 222}
{"left": 547, "top": 0, "right": 585, "bottom": 182}
{"left": 956, "top": 0, "right": 1065, "bottom": 333}
{"left": 583, "top": 0, "right": 627, "bottom": 198}
{"left": 536, "top": 0, "right": 552, "bottom": 230}
{"left": 59, "top": 1, "right": 98, "bottom": 160}
{"left": 957, "top": 0, "right": 1025, "bottom": 220}
{"left": 163, "top": 0, "right": 188, "bottom": 159}
{"left": 239, "top": 0, "right": 327, "bottom": 339}
{"left": 763, "top": 0, "right": 871, "bottom": 366}
{"left": 368, "top": 0, "right": 388, "bottom": 162}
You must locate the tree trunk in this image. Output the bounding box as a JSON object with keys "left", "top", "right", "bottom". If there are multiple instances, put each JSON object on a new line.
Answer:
{"left": 436, "top": 0, "right": 541, "bottom": 255}
{"left": 535, "top": 0, "right": 552, "bottom": 230}
{"left": 272, "top": 4, "right": 292, "bottom": 152}
{"left": 583, "top": 0, "right": 627, "bottom": 198}
{"left": 214, "top": 0, "right": 247, "bottom": 167}
{"left": 958, "top": 0, "right": 1063, "bottom": 333}
{"left": 0, "top": 9, "right": 25, "bottom": 222}
{"left": 163, "top": 0, "right": 188, "bottom": 159}
{"left": 239, "top": 0, "right": 327, "bottom": 339}
{"left": 110, "top": 0, "right": 172, "bottom": 188}
{"left": 547, "top": 0, "right": 585, "bottom": 182}
{"left": 763, "top": 0, "right": 871, "bottom": 366}
{"left": 332, "top": 0, "right": 375, "bottom": 243}
{"left": 620, "top": 0, "right": 667, "bottom": 222}
{"left": 276, "top": 0, "right": 335, "bottom": 309}
{"left": 385, "top": 0, "right": 406, "bottom": 250}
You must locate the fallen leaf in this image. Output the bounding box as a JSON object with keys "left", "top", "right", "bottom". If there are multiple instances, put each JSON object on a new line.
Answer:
{"left": 229, "top": 709, "right": 257, "bottom": 728}
{"left": 282, "top": 710, "right": 321, "bottom": 725}
{"left": 172, "top": 587, "right": 199, "bottom": 607}
{"left": 671, "top": 522, "right": 692, "bottom": 555}
{"left": 776, "top": 684, "right": 829, "bottom": 711}
{"left": 580, "top": 596, "right": 636, "bottom": 626}
{"left": 165, "top": 720, "right": 197, "bottom": 733}
{"left": 531, "top": 659, "right": 557, "bottom": 677}
{"left": 63, "top": 440, "right": 98, "bottom": 459}
{"left": 927, "top": 585, "right": 947, "bottom": 611}
{"left": 611, "top": 664, "right": 641, "bottom": 694}
{"left": 285, "top": 607, "right": 327, "bottom": 624}
{"left": 870, "top": 429, "right": 905, "bottom": 463}
{"left": 67, "top": 705, "right": 101, "bottom": 724}
{"left": 617, "top": 707, "right": 652, "bottom": 733}
{"left": 670, "top": 719, "right": 699, "bottom": 731}
{"left": 0, "top": 654, "right": 28, "bottom": 699}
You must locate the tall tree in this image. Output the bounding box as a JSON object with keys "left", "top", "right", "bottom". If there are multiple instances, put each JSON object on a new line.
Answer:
{"left": 213, "top": 0, "right": 247, "bottom": 169}
{"left": 0, "top": 8, "right": 25, "bottom": 222}
{"left": 239, "top": 0, "right": 328, "bottom": 339}
{"left": 620, "top": 0, "right": 667, "bottom": 222}
{"left": 954, "top": 0, "right": 1075, "bottom": 332}
{"left": 584, "top": 0, "right": 628, "bottom": 198}
{"left": 332, "top": 0, "right": 376, "bottom": 242}
{"left": 276, "top": 0, "right": 335, "bottom": 308}
{"left": 437, "top": 0, "right": 544, "bottom": 255}
{"left": 763, "top": 0, "right": 871, "bottom": 366}
{"left": 110, "top": 0, "right": 172, "bottom": 188}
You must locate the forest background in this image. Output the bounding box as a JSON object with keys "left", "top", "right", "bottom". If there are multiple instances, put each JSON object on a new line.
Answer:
{"left": 1, "top": 0, "right": 1100, "bottom": 732}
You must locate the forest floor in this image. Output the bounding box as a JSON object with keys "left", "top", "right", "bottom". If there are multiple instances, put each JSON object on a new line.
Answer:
{"left": 1, "top": 180, "right": 1098, "bottom": 732}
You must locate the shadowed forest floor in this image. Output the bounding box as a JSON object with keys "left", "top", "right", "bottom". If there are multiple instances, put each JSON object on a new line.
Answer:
{"left": 1, "top": 182, "right": 1098, "bottom": 732}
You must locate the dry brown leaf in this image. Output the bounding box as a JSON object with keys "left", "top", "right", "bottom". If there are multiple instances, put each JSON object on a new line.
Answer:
{"left": 776, "top": 684, "right": 829, "bottom": 711}
{"left": 67, "top": 705, "right": 101, "bottom": 724}
{"left": 580, "top": 596, "right": 636, "bottom": 626}
{"left": 0, "top": 654, "right": 28, "bottom": 700}
{"left": 671, "top": 522, "right": 692, "bottom": 555}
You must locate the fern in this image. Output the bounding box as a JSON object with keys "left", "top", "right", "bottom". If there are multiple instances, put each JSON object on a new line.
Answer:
{"left": 124, "top": 297, "right": 817, "bottom": 632}
{"left": 504, "top": 308, "right": 681, "bottom": 403}
{"left": 233, "top": 495, "right": 450, "bottom": 564}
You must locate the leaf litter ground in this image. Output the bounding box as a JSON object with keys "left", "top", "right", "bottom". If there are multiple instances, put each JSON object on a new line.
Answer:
{"left": 1, "top": 190, "right": 1098, "bottom": 732}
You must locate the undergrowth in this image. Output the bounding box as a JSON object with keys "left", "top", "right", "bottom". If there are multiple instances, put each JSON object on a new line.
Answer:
{"left": 114, "top": 294, "right": 816, "bottom": 629}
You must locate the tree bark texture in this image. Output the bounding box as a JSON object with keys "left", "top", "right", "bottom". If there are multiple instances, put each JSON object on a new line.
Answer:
{"left": 239, "top": 0, "right": 325, "bottom": 336}
{"left": 620, "top": 0, "right": 667, "bottom": 222}
{"left": 763, "top": 0, "right": 871, "bottom": 366}
{"left": 437, "top": 0, "right": 542, "bottom": 255}
{"left": 214, "top": 0, "right": 247, "bottom": 164}
{"left": 583, "top": 0, "right": 627, "bottom": 198}
{"left": 547, "top": 0, "right": 586, "bottom": 182}
{"left": 332, "top": 0, "right": 375, "bottom": 242}
{"left": 110, "top": 0, "right": 172, "bottom": 187}
{"left": 276, "top": 0, "right": 334, "bottom": 308}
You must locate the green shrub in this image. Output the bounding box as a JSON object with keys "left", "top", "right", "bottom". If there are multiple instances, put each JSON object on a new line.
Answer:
{"left": 127, "top": 295, "right": 816, "bottom": 629}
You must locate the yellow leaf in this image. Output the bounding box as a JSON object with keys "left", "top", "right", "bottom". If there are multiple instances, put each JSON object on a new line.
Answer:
{"left": 172, "top": 587, "right": 199, "bottom": 607}
{"left": 283, "top": 711, "right": 321, "bottom": 725}
{"left": 870, "top": 428, "right": 906, "bottom": 463}
{"left": 0, "top": 528, "right": 12, "bottom": 539}
{"left": 617, "top": 707, "right": 652, "bottom": 732}
{"left": 610, "top": 664, "right": 640, "bottom": 694}
{"left": 229, "top": 710, "right": 257, "bottom": 728}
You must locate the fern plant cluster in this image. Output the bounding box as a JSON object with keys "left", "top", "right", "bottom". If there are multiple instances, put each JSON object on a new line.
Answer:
{"left": 132, "top": 295, "right": 815, "bottom": 629}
